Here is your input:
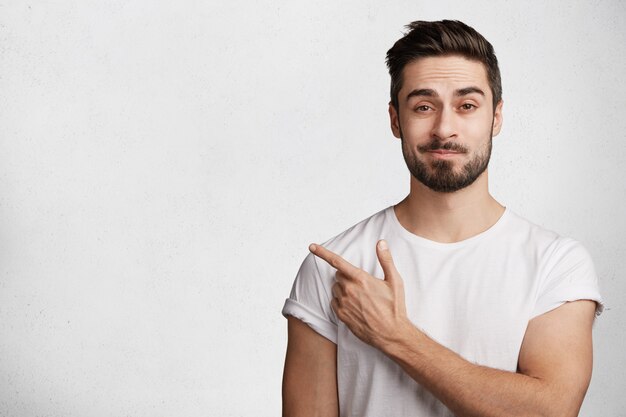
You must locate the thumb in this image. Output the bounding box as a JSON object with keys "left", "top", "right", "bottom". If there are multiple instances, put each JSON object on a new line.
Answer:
{"left": 376, "top": 239, "right": 400, "bottom": 283}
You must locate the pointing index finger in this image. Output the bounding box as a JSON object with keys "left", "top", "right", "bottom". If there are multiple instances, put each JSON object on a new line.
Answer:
{"left": 309, "top": 243, "right": 361, "bottom": 278}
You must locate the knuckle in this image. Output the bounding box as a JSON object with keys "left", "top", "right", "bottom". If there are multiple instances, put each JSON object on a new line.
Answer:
{"left": 331, "top": 298, "right": 342, "bottom": 314}
{"left": 354, "top": 271, "right": 366, "bottom": 282}
{"left": 343, "top": 284, "right": 353, "bottom": 298}
{"left": 332, "top": 282, "right": 342, "bottom": 296}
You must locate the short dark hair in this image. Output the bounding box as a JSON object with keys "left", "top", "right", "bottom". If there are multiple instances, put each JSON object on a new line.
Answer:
{"left": 386, "top": 20, "right": 502, "bottom": 111}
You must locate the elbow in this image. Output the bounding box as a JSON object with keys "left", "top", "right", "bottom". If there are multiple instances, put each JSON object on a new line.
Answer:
{"left": 512, "top": 380, "right": 587, "bottom": 417}
{"left": 536, "top": 385, "right": 587, "bottom": 417}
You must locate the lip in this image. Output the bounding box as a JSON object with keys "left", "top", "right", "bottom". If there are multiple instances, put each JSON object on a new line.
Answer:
{"left": 427, "top": 150, "right": 464, "bottom": 157}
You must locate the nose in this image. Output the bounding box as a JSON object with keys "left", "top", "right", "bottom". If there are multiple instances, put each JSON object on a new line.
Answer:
{"left": 431, "top": 107, "right": 457, "bottom": 140}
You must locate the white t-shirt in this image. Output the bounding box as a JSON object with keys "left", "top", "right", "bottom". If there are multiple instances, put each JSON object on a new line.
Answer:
{"left": 282, "top": 206, "right": 603, "bottom": 417}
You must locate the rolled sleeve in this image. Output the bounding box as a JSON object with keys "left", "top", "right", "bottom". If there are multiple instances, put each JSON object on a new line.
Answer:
{"left": 282, "top": 252, "right": 338, "bottom": 344}
{"left": 532, "top": 238, "right": 604, "bottom": 319}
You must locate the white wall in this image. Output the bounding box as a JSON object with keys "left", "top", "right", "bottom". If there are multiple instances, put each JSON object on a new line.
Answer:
{"left": 1, "top": 1, "right": 624, "bottom": 415}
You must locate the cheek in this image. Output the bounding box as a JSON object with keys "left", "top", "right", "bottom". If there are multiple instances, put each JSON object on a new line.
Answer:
{"left": 468, "top": 124, "right": 491, "bottom": 139}
{"left": 399, "top": 116, "right": 433, "bottom": 141}
{"left": 464, "top": 114, "right": 495, "bottom": 140}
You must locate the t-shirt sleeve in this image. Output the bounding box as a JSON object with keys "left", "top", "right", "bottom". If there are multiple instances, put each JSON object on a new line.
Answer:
{"left": 531, "top": 237, "right": 604, "bottom": 319}
{"left": 282, "top": 252, "right": 338, "bottom": 344}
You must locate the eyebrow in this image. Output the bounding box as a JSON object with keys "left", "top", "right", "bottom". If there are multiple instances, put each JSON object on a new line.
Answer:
{"left": 405, "top": 88, "right": 437, "bottom": 101}
{"left": 456, "top": 86, "right": 485, "bottom": 97}
{"left": 405, "top": 86, "right": 485, "bottom": 102}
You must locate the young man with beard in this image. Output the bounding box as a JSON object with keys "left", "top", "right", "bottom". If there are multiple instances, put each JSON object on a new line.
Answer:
{"left": 281, "top": 20, "right": 603, "bottom": 417}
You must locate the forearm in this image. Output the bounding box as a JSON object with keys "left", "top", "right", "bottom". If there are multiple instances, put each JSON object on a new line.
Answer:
{"left": 380, "top": 321, "right": 573, "bottom": 417}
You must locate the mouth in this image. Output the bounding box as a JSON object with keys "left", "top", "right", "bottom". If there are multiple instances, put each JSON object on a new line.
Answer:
{"left": 416, "top": 140, "right": 468, "bottom": 158}
{"left": 426, "top": 150, "right": 464, "bottom": 158}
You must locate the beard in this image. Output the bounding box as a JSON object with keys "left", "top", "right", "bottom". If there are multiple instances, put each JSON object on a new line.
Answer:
{"left": 401, "top": 135, "right": 492, "bottom": 193}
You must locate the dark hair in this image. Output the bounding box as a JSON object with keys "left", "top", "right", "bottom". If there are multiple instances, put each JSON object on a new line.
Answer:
{"left": 386, "top": 20, "right": 502, "bottom": 111}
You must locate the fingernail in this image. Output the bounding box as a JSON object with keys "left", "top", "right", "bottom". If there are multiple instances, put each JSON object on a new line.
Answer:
{"left": 378, "top": 240, "right": 387, "bottom": 250}
{"left": 309, "top": 244, "right": 317, "bottom": 252}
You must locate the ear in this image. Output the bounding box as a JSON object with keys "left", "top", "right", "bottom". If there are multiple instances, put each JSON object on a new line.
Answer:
{"left": 492, "top": 100, "right": 504, "bottom": 137}
{"left": 388, "top": 103, "right": 402, "bottom": 139}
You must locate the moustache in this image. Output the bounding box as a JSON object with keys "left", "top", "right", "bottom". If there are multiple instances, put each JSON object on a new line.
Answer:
{"left": 417, "top": 140, "right": 468, "bottom": 153}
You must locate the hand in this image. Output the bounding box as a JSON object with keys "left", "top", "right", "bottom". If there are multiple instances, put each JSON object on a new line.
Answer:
{"left": 309, "top": 240, "right": 410, "bottom": 350}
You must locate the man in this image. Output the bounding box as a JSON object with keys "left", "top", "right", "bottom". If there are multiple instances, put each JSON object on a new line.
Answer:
{"left": 281, "top": 20, "right": 603, "bottom": 417}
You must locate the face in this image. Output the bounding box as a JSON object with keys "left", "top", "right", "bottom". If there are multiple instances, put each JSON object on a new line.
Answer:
{"left": 389, "top": 55, "right": 503, "bottom": 193}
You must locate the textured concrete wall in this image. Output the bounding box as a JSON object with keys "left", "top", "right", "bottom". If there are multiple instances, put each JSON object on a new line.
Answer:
{"left": 1, "top": 1, "right": 624, "bottom": 415}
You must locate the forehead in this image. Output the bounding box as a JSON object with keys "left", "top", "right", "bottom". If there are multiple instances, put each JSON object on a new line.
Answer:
{"left": 400, "top": 55, "right": 491, "bottom": 98}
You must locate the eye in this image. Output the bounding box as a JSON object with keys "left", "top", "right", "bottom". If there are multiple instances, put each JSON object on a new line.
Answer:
{"left": 415, "top": 105, "right": 432, "bottom": 112}
{"left": 460, "top": 103, "right": 476, "bottom": 111}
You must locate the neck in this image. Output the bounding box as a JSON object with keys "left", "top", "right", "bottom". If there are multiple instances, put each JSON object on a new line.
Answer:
{"left": 394, "top": 169, "right": 505, "bottom": 243}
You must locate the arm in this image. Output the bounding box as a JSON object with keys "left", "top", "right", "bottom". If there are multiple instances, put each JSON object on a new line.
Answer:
{"left": 383, "top": 300, "right": 595, "bottom": 417}
{"left": 310, "top": 240, "right": 596, "bottom": 417}
{"left": 282, "top": 316, "right": 339, "bottom": 417}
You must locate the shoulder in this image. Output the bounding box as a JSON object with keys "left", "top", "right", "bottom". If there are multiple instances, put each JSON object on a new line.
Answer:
{"left": 502, "top": 209, "right": 561, "bottom": 247}
{"left": 319, "top": 206, "right": 392, "bottom": 254}
{"left": 314, "top": 206, "right": 393, "bottom": 270}
{"left": 501, "top": 209, "right": 592, "bottom": 263}
{"left": 506, "top": 210, "right": 592, "bottom": 263}
{"left": 284, "top": 206, "right": 394, "bottom": 332}
{"left": 293, "top": 205, "right": 392, "bottom": 281}
{"left": 504, "top": 210, "right": 604, "bottom": 318}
